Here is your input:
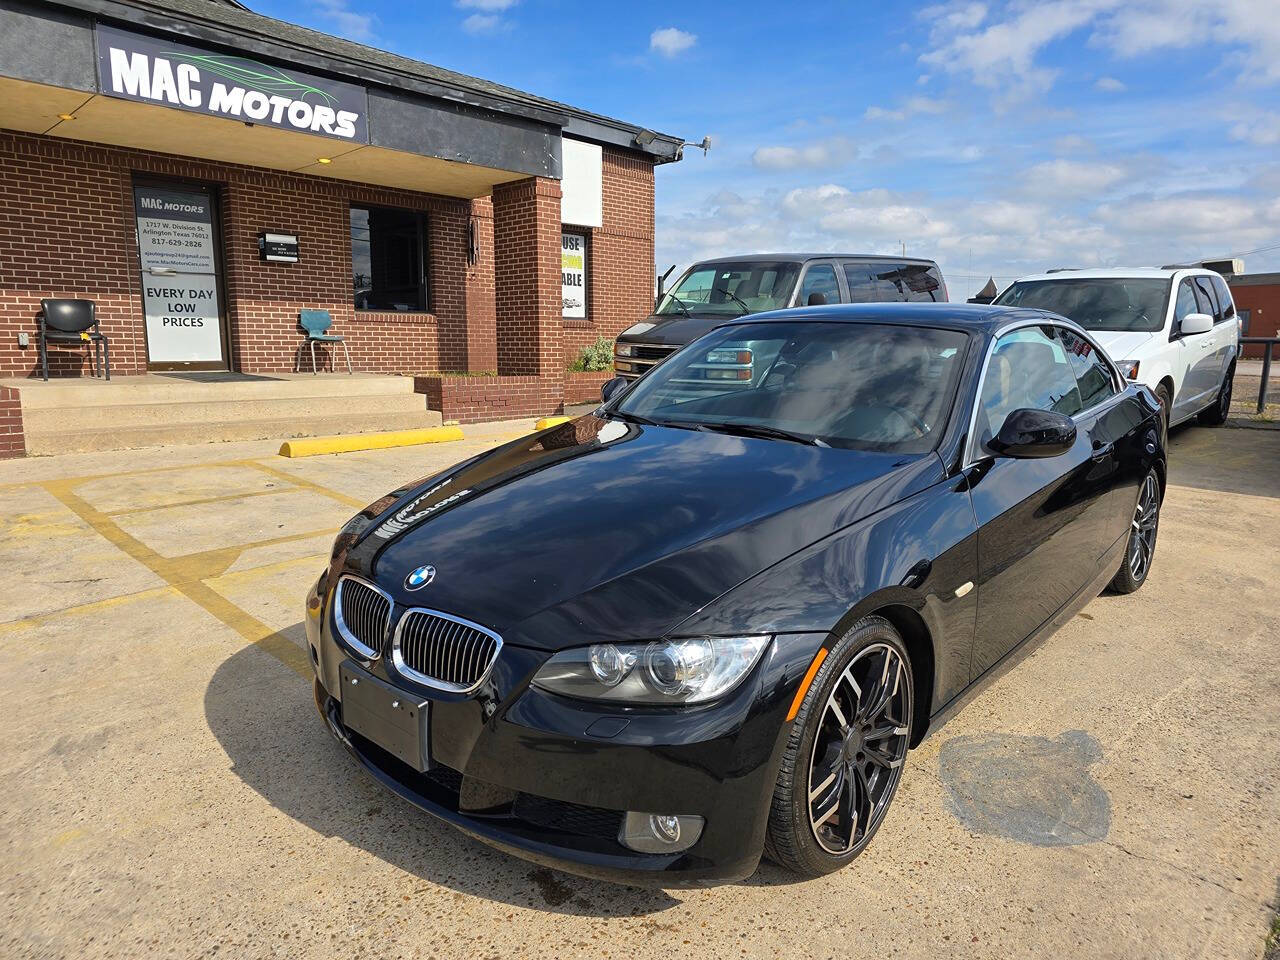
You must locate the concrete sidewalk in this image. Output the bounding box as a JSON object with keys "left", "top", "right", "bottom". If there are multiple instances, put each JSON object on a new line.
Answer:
{"left": 1, "top": 419, "right": 1277, "bottom": 959}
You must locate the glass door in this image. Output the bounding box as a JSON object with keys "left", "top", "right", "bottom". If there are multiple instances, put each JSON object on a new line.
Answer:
{"left": 133, "top": 180, "right": 229, "bottom": 370}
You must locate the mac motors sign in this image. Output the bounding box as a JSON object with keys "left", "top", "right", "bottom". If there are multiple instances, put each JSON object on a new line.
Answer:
{"left": 95, "top": 25, "right": 369, "bottom": 143}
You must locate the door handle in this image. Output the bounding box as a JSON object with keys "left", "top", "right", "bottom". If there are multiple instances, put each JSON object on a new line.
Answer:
{"left": 1090, "top": 440, "right": 1114, "bottom": 460}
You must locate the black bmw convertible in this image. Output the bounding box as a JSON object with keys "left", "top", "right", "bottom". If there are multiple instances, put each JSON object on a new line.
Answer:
{"left": 305, "top": 303, "right": 1164, "bottom": 885}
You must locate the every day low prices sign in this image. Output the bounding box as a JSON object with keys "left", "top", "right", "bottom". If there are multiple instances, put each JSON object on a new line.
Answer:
{"left": 135, "top": 186, "right": 223, "bottom": 362}
{"left": 96, "top": 24, "right": 369, "bottom": 143}
{"left": 562, "top": 232, "right": 587, "bottom": 318}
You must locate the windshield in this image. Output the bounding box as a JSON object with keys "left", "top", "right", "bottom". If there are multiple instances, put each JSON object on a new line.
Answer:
{"left": 994, "top": 278, "right": 1171, "bottom": 332}
{"left": 612, "top": 321, "right": 969, "bottom": 454}
{"left": 655, "top": 261, "right": 801, "bottom": 317}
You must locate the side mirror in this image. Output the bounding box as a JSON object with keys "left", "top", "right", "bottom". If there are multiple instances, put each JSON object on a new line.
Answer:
{"left": 600, "top": 376, "right": 629, "bottom": 403}
{"left": 1180, "top": 312, "right": 1213, "bottom": 335}
{"left": 806, "top": 292, "right": 827, "bottom": 306}
{"left": 989, "top": 408, "right": 1077, "bottom": 459}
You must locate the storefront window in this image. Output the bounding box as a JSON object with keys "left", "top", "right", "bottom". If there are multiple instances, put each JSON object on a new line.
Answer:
{"left": 350, "top": 205, "right": 428, "bottom": 312}
{"left": 562, "top": 231, "right": 588, "bottom": 319}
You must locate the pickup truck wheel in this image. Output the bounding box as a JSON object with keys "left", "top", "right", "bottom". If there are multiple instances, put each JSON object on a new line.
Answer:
{"left": 1155, "top": 384, "right": 1172, "bottom": 447}
{"left": 1198, "top": 362, "right": 1233, "bottom": 426}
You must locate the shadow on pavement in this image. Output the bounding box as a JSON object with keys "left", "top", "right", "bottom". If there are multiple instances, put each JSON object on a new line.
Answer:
{"left": 204, "top": 637, "right": 681, "bottom": 916}
{"left": 1165, "top": 423, "right": 1280, "bottom": 499}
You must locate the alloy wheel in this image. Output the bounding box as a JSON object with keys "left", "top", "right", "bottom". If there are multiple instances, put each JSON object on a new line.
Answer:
{"left": 806, "top": 642, "right": 911, "bottom": 855}
{"left": 1129, "top": 473, "right": 1160, "bottom": 582}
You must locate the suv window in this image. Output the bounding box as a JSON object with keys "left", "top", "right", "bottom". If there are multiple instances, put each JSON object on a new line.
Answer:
{"left": 1059, "top": 327, "right": 1118, "bottom": 409}
{"left": 799, "top": 264, "right": 841, "bottom": 306}
{"left": 843, "top": 262, "right": 900, "bottom": 302}
{"left": 977, "top": 325, "right": 1083, "bottom": 447}
{"left": 1172, "top": 279, "right": 1198, "bottom": 336}
{"left": 1209, "top": 274, "right": 1236, "bottom": 321}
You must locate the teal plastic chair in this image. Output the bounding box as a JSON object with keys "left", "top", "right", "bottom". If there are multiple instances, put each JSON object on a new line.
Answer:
{"left": 298, "top": 309, "right": 352, "bottom": 375}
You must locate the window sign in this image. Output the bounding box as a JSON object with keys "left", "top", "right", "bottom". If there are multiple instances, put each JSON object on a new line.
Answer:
{"left": 134, "top": 184, "right": 224, "bottom": 363}
{"left": 562, "top": 232, "right": 587, "bottom": 318}
{"left": 96, "top": 24, "right": 369, "bottom": 143}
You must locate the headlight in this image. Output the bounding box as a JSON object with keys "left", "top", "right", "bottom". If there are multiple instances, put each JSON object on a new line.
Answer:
{"left": 531, "top": 636, "right": 770, "bottom": 705}
{"left": 1116, "top": 359, "right": 1140, "bottom": 380}
{"left": 615, "top": 342, "right": 635, "bottom": 357}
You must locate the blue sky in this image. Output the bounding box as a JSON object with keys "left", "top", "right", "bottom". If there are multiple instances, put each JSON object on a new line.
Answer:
{"left": 256, "top": 0, "right": 1280, "bottom": 297}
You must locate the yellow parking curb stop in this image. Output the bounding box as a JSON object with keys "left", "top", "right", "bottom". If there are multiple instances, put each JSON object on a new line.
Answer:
{"left": 279, "top": 425, "right": 464, "bottom": 458}
{"left": 535, "top": 416, "right": 572, "bottom": 431}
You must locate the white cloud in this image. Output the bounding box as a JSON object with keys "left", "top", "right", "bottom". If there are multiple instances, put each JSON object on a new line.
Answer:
{"left": 1095, "top": 75, "right": 1126, "bottom": 91}
{"left": 1025, "top": 158, "right": 1131, "bottom": 194}
{"left": 752, "top": 137, "right": 859, "bottom": 170}
{"left": 863, "top": 96, "right": 947, "bottom": 122}
{"left": 650, "top": 27, "right": 697, "bottom": 58}
{"left": 462, "top": 13, "right": 502, "bottom": 33}
{"left": 312, "top": 0, "right": 377, "bottom": 41}
{"left": 1230, "top": 115, "right": 1280, "bottom": 146}
{"left": 919, "top": 0, "right": 1280, "bottom": 103}
{"left": 458, "top": 0, "right": 516, "bottom": 32}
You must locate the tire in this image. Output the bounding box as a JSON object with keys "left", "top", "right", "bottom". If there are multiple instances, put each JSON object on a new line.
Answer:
{"left": 1198, "top": 361, "right": 1233, "bottom": 426}
{"left": 1154, "top": 383, "right": 1172, "bottom": 448}
{"left": 1108, "top": 468, "right": 1161, "bottom": 594}
{"left": 764, "top": 616, "right": 913, "bottom": 877}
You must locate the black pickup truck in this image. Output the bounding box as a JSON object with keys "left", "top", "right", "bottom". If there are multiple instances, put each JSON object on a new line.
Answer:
{"left": 612, "top": 254, "right": 947, "bottom": 383}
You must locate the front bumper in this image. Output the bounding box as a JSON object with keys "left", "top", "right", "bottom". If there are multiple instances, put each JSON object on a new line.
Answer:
{"left": 305, "top": 576, "right": 823, "bottom": 887}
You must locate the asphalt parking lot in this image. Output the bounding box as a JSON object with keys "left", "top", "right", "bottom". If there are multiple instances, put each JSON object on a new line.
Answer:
{"left": 2, "top": 420, "right": 1277, "bottom": 960}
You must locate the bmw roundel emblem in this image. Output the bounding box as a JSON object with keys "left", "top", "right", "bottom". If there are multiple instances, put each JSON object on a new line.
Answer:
{"left": 405, "top": 565, "right": 436, "bottom": 590}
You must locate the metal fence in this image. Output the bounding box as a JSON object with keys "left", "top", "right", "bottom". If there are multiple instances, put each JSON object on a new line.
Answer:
{"left": 1240, "top": 338, "right": 1279, "bottom": 414}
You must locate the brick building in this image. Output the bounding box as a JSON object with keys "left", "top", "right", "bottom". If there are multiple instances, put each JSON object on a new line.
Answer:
{"left": 0, "top": 0, "right": 682, "bottom": 435}
{"left": 1225, "top": 272, "right": 1280, "bottom": 359}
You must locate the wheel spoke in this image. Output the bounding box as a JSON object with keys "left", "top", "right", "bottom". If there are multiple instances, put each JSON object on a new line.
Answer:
{"left": 861, "top": 652, "right": 900, "bottom": 722}
{"left": 865, "top": 745, "right": 903, "bottom": 769}
{"left": 836, "top": 769, "right": 857, "bottom": 849}
{"left": 865, "top": 722, "right": 908, "bottom": 742}
{"left": 809, "top": 768, "right": 837, "bottom": 803}
{"left": 853, "top": 764, "right": 874, "bottom": 838}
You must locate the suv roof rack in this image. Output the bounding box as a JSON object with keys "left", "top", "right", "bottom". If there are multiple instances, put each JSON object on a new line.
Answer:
{"left": 1044, "top": 267, "right": 1081, "bottom": 274}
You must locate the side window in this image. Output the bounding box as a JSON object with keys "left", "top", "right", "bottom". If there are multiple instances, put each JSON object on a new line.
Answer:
{"left": 843, "top": 262, "right": 900, "bottom": 303}
{"left": 977, "top": 326, "right": 1083, "bottom": 447}
{"left": 1059, "top": 327, "right": 1118, "bottom": 409}
{"left": 799, "top": 264, "right": 840, "bottom": 305}
{"left": 1193, "top": 277, "right": 1219, "bottom": 320}
{"left": 1210, "top": 274, "right": 1236, "bottom": 321}
{"left": 1172, "top": 279, "right": 1198, "bottom": 336}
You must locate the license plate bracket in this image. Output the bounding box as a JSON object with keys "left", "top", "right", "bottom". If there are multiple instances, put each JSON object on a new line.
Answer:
{"left": 339, "top": 660, "right": 430, "bottom": 771}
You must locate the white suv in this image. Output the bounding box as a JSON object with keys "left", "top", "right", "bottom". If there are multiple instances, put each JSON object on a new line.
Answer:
{"left": 994, "top": 268, "right": 1239, "bottom": 438}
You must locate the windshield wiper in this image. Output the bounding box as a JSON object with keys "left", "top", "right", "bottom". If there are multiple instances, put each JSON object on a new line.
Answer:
{"left": 608, "top": 409, "right": 658, "bottom": 426}
{"left": 721, "top": 290, "right": 751, "bottom": 315}
{"left": 666, "top": 295, "right": 693, "bottom": 317}
{"left": 683, "top": 421, "right": 828, "bottom": 447}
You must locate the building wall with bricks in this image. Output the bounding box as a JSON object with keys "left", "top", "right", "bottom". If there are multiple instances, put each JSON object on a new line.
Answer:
{"left": 0, "top": 131, "right": 658, "bottom": 404}
{"left": 1227, "top": 274, "right": 1280, "bottom": 360}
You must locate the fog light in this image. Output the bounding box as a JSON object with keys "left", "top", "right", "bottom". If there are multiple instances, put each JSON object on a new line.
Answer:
{"left": 618, "top": 811, "right": 704, "bottom": 853}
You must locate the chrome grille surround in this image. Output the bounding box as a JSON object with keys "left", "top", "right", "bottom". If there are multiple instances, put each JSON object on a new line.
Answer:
{"left": 392, "top": 608, "right": 502, "bottom": 694}
{"left": 334, "top": 575, "right": 392, "bottom": 660}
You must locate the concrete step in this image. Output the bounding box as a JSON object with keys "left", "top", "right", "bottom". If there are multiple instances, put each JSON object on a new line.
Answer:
{"left": 22, "top": 392, "right": 426, "bottom": 431}
{"left": 8, "top": 374, "right": 416, "bottom": 409}
{"left": 24, "top": 409, "right": 444, "bottom": 456}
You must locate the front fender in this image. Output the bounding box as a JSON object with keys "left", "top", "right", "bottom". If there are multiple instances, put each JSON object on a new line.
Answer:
{"left": 671, "top": 471, "right": 979, "bottom": 716}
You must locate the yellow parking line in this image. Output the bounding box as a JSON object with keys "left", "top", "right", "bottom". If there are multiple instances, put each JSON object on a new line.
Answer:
{"left": 103, "top": 485, "right": 299, "bottom": 517}
{"left": 0, "top": 585, "right": 178, "bottom": 634}
{"left": 237, "top": 459, "right": 367, "bottom": 509}
{"left": 41, "top": 477, "right": 310, "bottom": 678}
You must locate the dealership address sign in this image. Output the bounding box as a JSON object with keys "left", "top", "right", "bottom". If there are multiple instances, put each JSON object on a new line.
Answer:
{"left": 95, "top": 25, "right": 369, "bottom": 143}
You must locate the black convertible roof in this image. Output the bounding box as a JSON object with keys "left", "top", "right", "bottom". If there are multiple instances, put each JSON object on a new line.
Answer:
{"left": 722, "top": 302, "right": 1050, "bottom": 333}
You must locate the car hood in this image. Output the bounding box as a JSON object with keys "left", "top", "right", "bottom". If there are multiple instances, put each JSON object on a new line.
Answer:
{"left": 340, "top": 416, "right": 942, "bottom": 651}
{"left": 619, "top": 313, "right": 733, "bottom": 347}
{"left": 1089, "top": 329, "right": 1157, "bottom": 361}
